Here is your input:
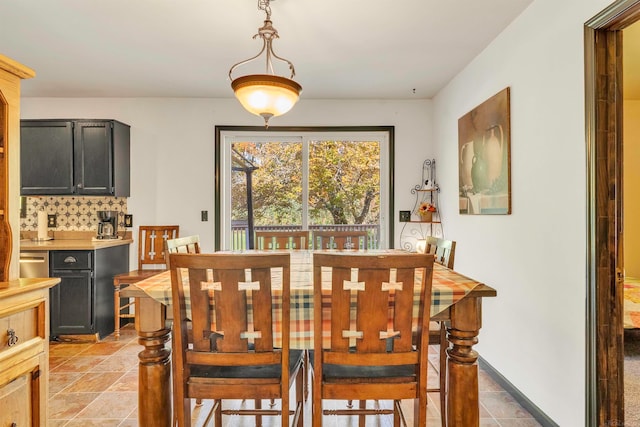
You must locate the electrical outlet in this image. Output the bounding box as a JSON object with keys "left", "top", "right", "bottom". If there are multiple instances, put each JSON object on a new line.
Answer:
{"left": 124, "top": 214, "right": 133, "bottom": 227}
{"left": 47, "top": 214, "right": 57, "bottom": 228}
{"left": 201, "top": 210, "right": 208, "bottom": 222}
{"left": 399, "top": 210, "right": 411, "bottom": 222}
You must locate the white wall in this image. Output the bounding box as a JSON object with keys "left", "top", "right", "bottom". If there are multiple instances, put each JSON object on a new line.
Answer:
{"left": 432, "top": 0, "right": 614, "bottom": 424}
{"left": 20, "top": 98, "right": 432, "bottom": 264}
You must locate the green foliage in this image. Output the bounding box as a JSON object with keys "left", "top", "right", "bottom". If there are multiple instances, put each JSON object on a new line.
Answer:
{"left": 309, "top": 140, "right": 379, "bottom": 224}
{"left": 231, "top": 140, "right": 380, "bottom": 225}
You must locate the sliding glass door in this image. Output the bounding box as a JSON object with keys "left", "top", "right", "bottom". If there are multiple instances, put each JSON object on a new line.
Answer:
{"left": 215, "top": 126, "right": 393, "bottom": 250}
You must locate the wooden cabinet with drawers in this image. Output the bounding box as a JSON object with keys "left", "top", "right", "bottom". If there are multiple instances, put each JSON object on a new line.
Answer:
{"left": 0, "top": 277, "right": 60, "bottom": 426}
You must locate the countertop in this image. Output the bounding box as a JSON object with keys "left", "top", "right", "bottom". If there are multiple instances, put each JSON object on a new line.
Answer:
{"left": 20, "top": 238, "right": 133, "bottom": 251}
{"left": 0, "top": 277, "right": 61, "bottom": 298}
{"left": 20, "top": 231, "right": 133, "bottom": 251}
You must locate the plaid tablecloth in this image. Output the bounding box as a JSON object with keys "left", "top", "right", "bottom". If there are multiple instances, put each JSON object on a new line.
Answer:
{"left": 132, "top": 250, "right": 482, "bottom": 348}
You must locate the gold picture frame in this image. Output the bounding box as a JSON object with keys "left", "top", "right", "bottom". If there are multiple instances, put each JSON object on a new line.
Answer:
{"left": 458, "top": 87, "right": 511, "bottom": 215}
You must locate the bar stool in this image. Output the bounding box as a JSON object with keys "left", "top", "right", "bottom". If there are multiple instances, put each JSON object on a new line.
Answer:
{"left": 113, "top": 225, "right": 179, "bottom": 339}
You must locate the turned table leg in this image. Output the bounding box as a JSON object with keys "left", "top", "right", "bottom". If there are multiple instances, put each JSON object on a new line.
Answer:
{"left": 446, "top": 296, "right": 482, "bottom": 427}
{"left": 136, "top": 296, "right": 172, "bottom": 427}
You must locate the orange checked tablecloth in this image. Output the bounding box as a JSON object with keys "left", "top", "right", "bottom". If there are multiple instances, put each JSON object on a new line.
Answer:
{"left": 131, "top": 250, "right": 483, "bottom": 349}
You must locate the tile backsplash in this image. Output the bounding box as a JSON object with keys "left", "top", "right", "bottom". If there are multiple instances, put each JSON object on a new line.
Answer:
{"left": 21, "top": 196, "right": 128, "bottom": 232}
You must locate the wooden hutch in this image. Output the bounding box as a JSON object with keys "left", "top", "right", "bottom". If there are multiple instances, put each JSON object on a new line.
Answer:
{"left": 0, "top": 53, "right": 60, "bottom": 426}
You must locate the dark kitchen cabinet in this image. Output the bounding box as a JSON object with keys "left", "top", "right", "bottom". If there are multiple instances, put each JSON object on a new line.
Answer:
{"left": 20, "top": 119, "right": 130, "bottom": 196}
{"left": 50, "top": 245, "right": 129, "bottom": 339}
{"left": 50, "top": 264, "right": 93, "bottom": 336}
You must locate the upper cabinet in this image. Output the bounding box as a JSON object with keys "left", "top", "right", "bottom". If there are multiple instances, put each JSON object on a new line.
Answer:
{"left": 20, "top": 119, "right": 130, "bottom": 196}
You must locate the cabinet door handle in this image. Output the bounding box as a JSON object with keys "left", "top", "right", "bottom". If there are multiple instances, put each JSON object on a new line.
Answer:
{"left": 77, "top": 183, "right": 83, "bottom": 189}
{"left": 7, "top": 328, "right": 18, "bottom": 347}
{"left": 64, "top": 256, "right": 77, "bottom": 263}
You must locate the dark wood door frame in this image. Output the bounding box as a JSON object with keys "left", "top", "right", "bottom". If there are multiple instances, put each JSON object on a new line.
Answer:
{"left": 586, "top": 1, "right": 640, "bottom": 425}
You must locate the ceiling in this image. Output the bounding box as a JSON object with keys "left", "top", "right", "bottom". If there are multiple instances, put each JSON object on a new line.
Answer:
{"left": 1, "top": 0, "right": 533, "bottom": 100}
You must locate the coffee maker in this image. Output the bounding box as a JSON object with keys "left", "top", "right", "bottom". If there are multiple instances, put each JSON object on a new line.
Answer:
{"left": 96, "top": 210, "right": 118, "bottom": 239}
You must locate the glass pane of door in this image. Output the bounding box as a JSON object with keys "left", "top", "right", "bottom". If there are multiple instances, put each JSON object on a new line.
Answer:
{"left": 309, "top": 139, "right": 380, "bottom": 247}
{"left": 231, "top": 141, "right": 303, "bottom": 249}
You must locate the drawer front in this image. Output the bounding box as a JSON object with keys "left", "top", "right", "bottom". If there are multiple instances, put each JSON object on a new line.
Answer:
{"left": 0, "top": 373, "right": 32, "bottom": 426}
{"left": 0, "top": 300, "right": 44, "bottom": 355}
{"left": 51, "top": 251, "right": 92, "bottom": 270}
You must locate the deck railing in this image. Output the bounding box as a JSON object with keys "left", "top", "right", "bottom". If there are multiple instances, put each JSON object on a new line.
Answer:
{"left": 231, "top": 222, "right": 380, "bottom": 250}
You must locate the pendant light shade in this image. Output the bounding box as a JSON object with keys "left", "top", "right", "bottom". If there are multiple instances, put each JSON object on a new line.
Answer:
{"left": 231, "top": 74, "right": 301, "bottom": 123}
{"left": 229, "top": 0, "right": 302, "bottom": 127}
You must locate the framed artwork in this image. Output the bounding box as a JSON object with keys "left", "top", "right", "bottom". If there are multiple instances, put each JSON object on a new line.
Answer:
{"left": 458, "top": 87, "right": 511, "bottom": 215}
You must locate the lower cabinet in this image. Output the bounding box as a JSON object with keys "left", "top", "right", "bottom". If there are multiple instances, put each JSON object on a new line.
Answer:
{"left": 0, "top": 279, "right": 58, "bottom": 426}
{"left": 50, "top": 245, "right": 129, "bottom": 339}
{"left": 50, "top": 268, "right": 93, "bottom": 336}
{"left": 0, "top": 356, "right": 44, "bottom": 426}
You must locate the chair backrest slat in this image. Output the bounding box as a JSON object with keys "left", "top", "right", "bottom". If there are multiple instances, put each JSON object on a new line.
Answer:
{"left": 170, "top": 252, "right": 290, "bottom": 367}
{"left": 314, "top": 252, "right": 434, "bottom": 362}
{"left": 422, "top": 236, "right": 456, "bottom": 269}
{"left": 312, "top": 230, "right": 368, "bottom": 250}
{"left": 255, "top": 230, "right": 309, "bottom": 250}
{"left": 164, "top": 235, "right": 200, "bottom": 268}
{"left": 138, "top": 225, "right": 179, "bottom": 270}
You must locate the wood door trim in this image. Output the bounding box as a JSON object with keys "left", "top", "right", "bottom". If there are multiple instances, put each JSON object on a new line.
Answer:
{"left": 585, "top": 1, "right": 640, "bottom": 425}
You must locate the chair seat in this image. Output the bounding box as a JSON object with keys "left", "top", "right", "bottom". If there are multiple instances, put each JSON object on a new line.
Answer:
{"left": 308, "top": 348, "right": 418, "bottom": 379}
{"left": 114, "top": 268, "right": 165, "bottom": 284}
{"left": 190, "top": 350, "right": 304, "bottom": 380}
{"left": 322, "top": 363, "right": 416, "bottom": 381}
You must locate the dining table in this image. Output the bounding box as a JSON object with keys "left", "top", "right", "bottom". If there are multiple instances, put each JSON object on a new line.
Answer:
{"left": 125, "top": 249, "right": 496, "bottom": 427}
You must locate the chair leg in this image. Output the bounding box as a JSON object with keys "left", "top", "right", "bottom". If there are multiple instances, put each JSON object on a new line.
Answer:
{"left": 296, "top": 359, "right": 304, "bottom": 427}
{"left": 414, "top": 394, "right": 427, "bottom": 427}
{"left": 439, "top": 321, "right": 447, "bottom": 427}
{"left": 213, "top": 399, "right": 222, "bottom": 426}
{"left": 255, "top": 399, "right": 262, "bottom": 427}
{"left": 173, "top": 395, "right": 191, "bottom": 427}
{"left": 393, "top": 400, "right": 401, "bottom": 427}
{"left": 312, "top": 369, "right": 322, "bottom": 427}
{"left": 304, "top": 350, "right": 310, "bottom": 401}
{"left": 113, "top": 281, "right": 121, "bottom": 340}
{"left": 359, "top": 400, "right": 366, "bottom": 427}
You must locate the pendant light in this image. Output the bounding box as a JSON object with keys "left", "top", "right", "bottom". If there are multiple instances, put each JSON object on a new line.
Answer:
{"left": 229, "top": 0, "right": 302, "bottom": 127}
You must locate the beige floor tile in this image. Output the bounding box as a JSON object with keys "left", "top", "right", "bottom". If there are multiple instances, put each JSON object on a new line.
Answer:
{"left": 48, "top": 392, "right": 101, "bottom": 419}
{"left": 479, "top": 391, "right": 535, "bottom": 419}
{"left": 55, "top": 355, "right": 108, "bottom": 373}
{"left": 47, "top": 323, "right": 540, "bottom": 426}
{"left": 107, "top": 371, "right": 138, "bottom": 392}
{"left": 63, "top": 372, "right": 125, "bottom": 393}
{"left": 80, "top": 341, "right": 126, "bottom": 356}
{"left": 49, "top": 371, "right": 83, "bottom": 394}
{"left": 75, "top": 391, "right": 138, "bottom": 419}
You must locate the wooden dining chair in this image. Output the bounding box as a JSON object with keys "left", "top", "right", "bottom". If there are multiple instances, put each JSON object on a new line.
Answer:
{"left": 112, "top": 225, "right": 179, "bottom": 339}
{"left": 423, "top": 236, "right": 456, "bottom": 270}
{"left": 169, "top": 252, "right": 304, "bottom": 427}
{"left": 255, "top": 230, "right": 309, "bottom": 250}
{"left": 164, "top": 235, "right": 201, "bottom": 262}
{"left": 311, "top": 252, "right": 435, "bottom": 427}
{"left": 164, "top": 235, "right": 203, "bottom": 420}
{"left": 419, "top": 236, "right": 457, "bottom": 426}
{"left": 312, "top": 230, "right": 368, "bottom": 250}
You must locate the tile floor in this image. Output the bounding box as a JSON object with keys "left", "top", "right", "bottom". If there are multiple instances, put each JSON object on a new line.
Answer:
{"left": 47, "top": 324, "right": 541, "bottom": 426}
